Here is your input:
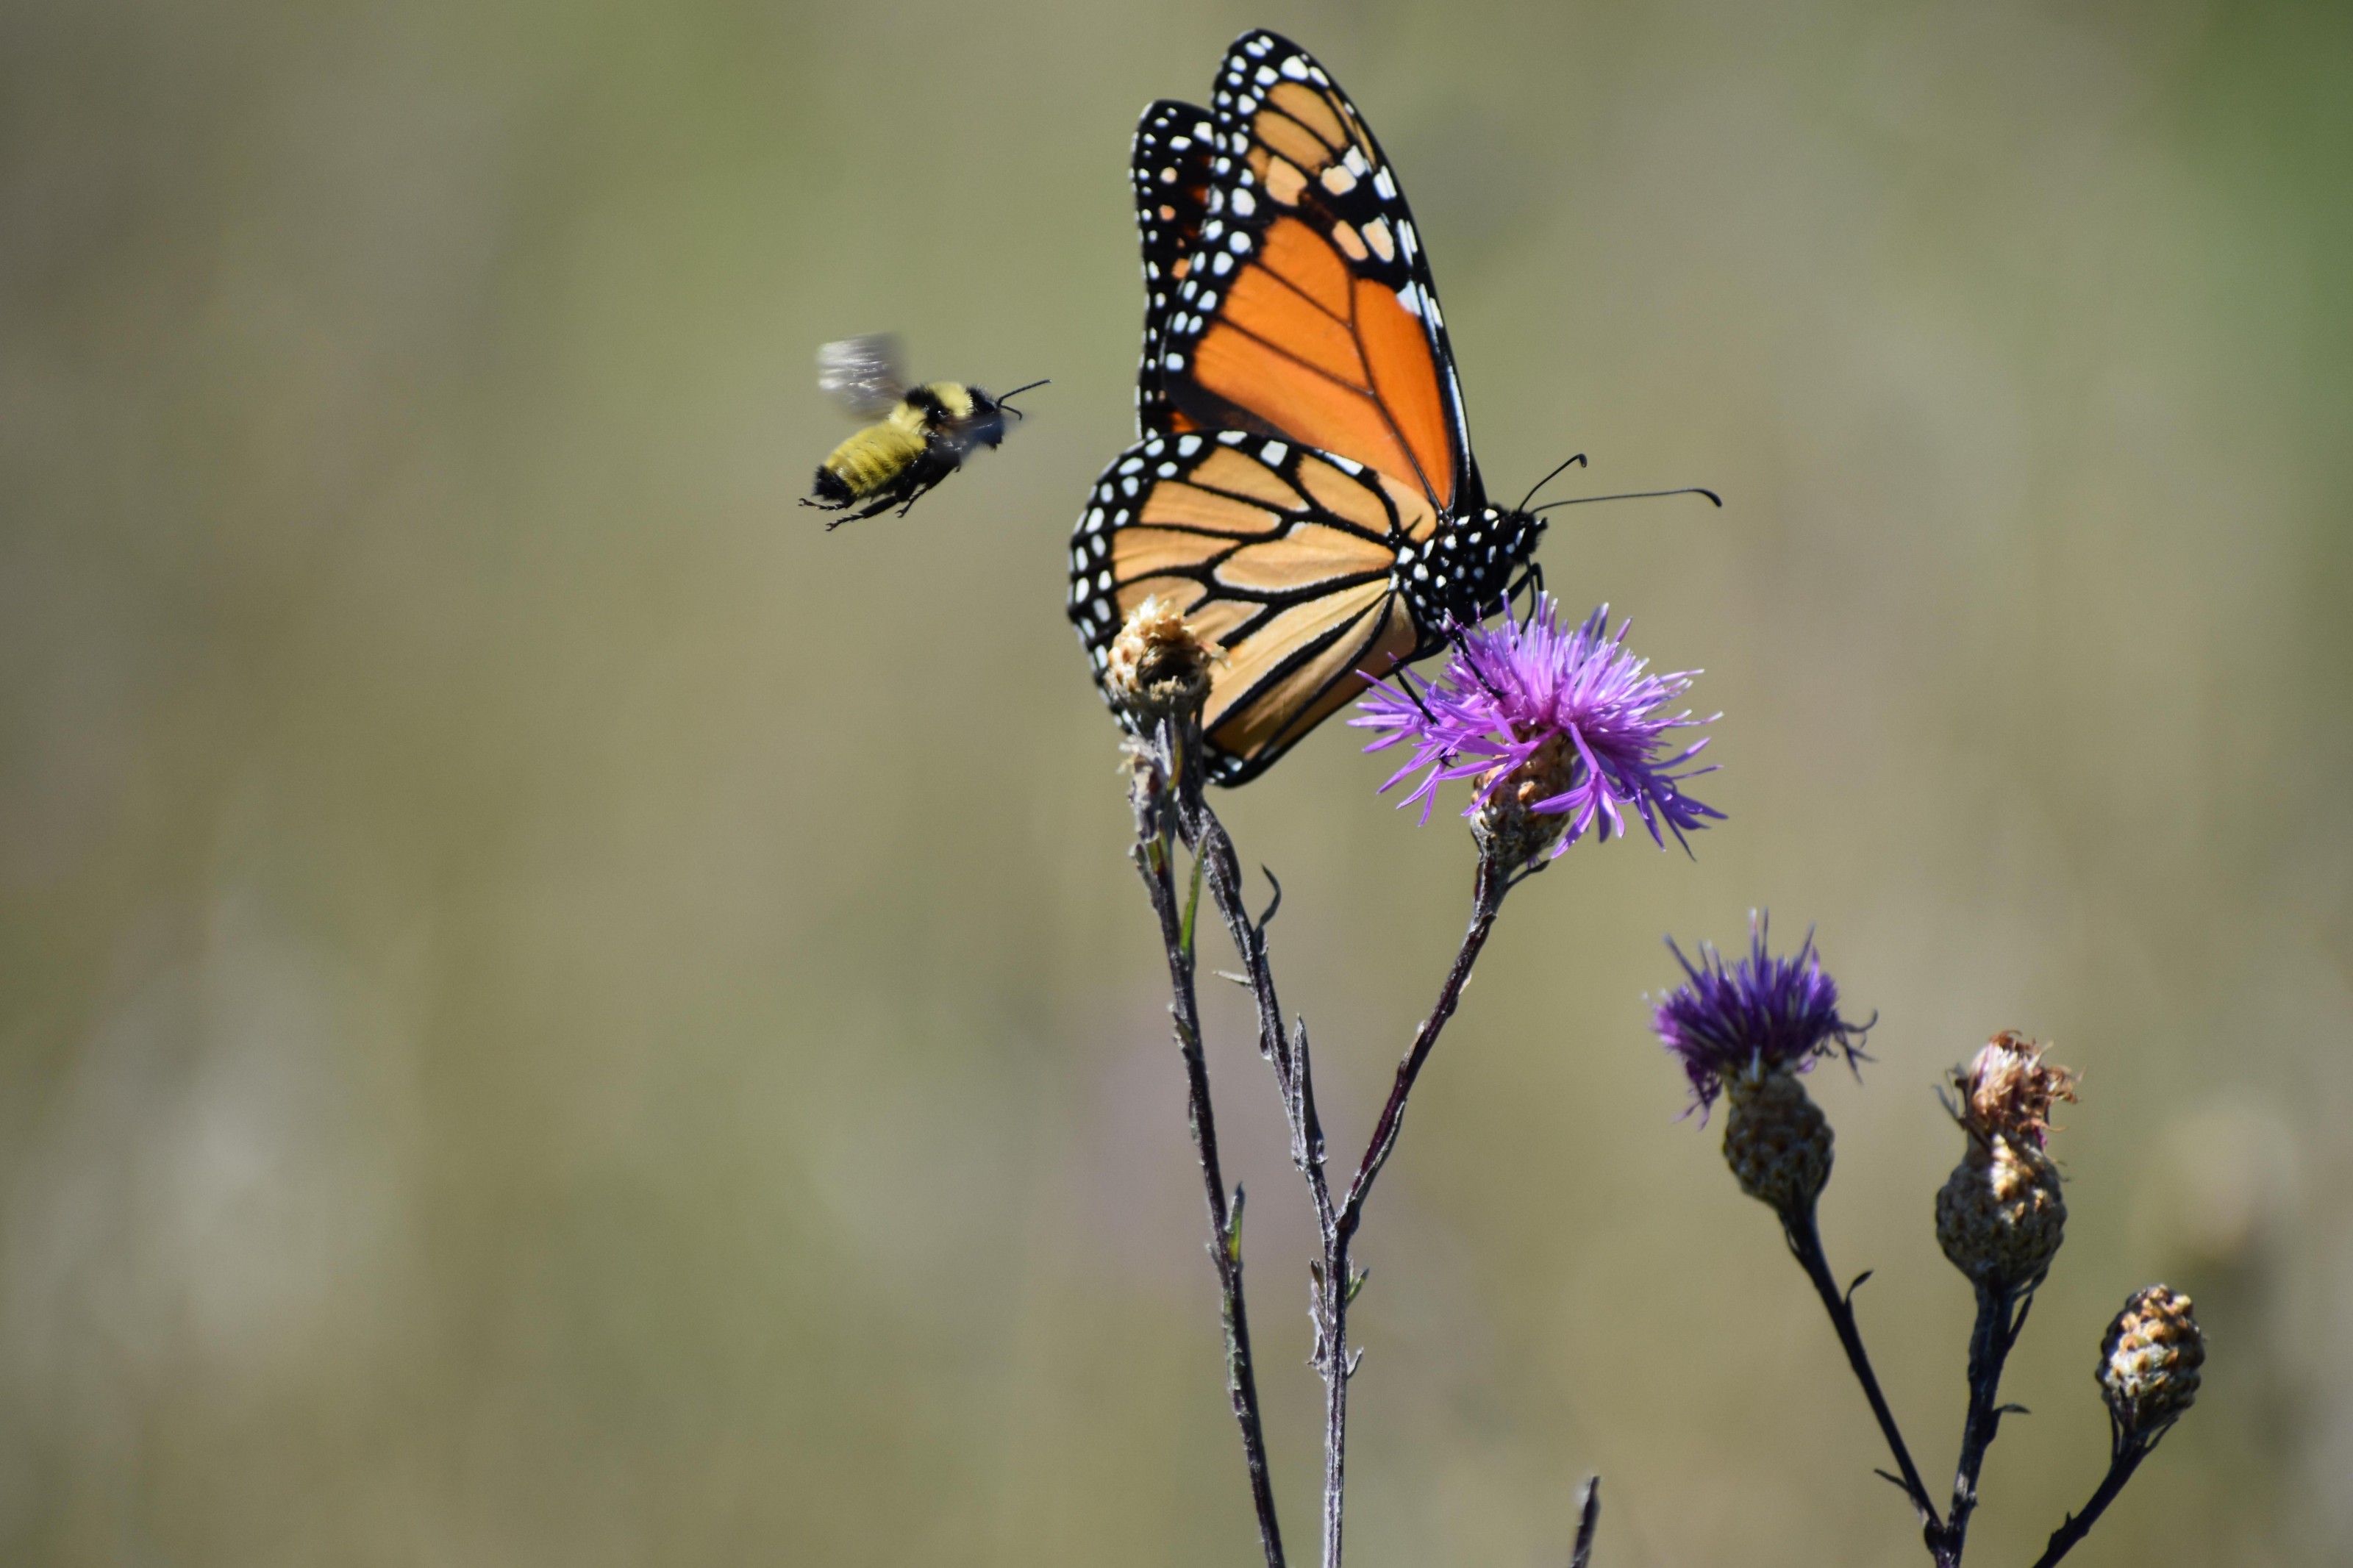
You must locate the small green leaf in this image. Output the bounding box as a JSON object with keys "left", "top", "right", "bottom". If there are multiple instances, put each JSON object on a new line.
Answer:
{"left": 1180, "top": 845, "right": 1206, "bottom": 955}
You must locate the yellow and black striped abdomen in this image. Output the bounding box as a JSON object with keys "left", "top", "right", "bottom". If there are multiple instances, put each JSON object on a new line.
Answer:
{"left": 819, "top": 419, "right": 928, "bottom": 501}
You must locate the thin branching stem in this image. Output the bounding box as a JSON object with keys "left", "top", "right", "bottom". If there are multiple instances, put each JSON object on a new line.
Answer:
{"left": 1938, "top": 1281, "right": 2032, "bottom": 1563}
{"left": 1779, "top": 1206, "right": 1945, "bottom": 1544}
{"left": 2026, "top": 1437, "right": 2154, "bottom": 1568}
{"left": 1131, "top": 724, "right": 1286, "bottom": 1568}
{"left": 1338, "top": 851, "right": 1507, "bottom": 1243}
{"left": 1178, "top": 782, "right": 1512, "bottom": 1568}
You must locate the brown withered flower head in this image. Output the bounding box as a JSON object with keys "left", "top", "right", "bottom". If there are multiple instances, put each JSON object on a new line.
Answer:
{"left": 1935, "top": 1032, "right": 2079, "bottom": 1292}
{"left": 1949, "top": 1031, "right": 2079, "bottom": 1150}
{"left": 1106, "top": 595, "right": 1214, "bottom": 723}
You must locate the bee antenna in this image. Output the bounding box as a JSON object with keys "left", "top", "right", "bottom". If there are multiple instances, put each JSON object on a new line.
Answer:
{"left": 1513, "top": 453, "right": 1588, "bottom": 514}
{"left": 1529, "top": 485, "right": 1722, "bottom": 514}
{"left": 996, "top": 379, "right": 1051, "bottom": 418}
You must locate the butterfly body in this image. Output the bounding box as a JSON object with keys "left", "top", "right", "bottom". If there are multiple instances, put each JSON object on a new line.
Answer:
{"left": 1070, "top": 32, "right": 1546, "bottom": 784}
{"left": 806, "top": 337, "right": 1043, "bottom": 526}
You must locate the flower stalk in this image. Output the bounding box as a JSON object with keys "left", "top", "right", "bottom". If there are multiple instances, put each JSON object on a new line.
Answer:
{"left": 1125, "top": 726, "right": 1286, "bottom": 1568}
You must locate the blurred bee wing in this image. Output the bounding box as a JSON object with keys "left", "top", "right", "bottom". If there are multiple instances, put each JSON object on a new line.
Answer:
{"left": 817, "top": 334, "right": 909, "bottom": 418}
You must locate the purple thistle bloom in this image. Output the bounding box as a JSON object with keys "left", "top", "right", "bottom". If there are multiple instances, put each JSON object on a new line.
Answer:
{"left": 1348, "top": 593, "right": 1720, "bottom": 855}
{"left": 1652, "top": 916, "right": 1871, "bottom": 1117}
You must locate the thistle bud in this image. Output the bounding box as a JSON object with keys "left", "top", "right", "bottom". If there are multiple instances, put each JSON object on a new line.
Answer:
{"left": 2099, "top": 1284, "right": 2204, "bottom": 1445}
{"left": 1471, "top": 731, "right": 1580, "bottom": 871}
{"left": 1935, "top": 1032, "right": 2077, "bottom": 1290}
{"left": 1723, "top": 1066, "right": 1834, "bottom": 1218}
{"left": 1106, "top": 595, "right": 1212, "bottom": 721}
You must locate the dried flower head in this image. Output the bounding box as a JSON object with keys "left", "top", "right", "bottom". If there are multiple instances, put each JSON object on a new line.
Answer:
{"left": 1936, "top": 1033, "right": 2077, "bottom": 1291}
{"left": 1350, "top": 594, "right": 1720, "bottom": 859}
{"left": 2099, "top": 1284, "right": 2204, "bottom": 1447}
{"left": 1949, "top": 1031, "right": 2079, "bottom": 1150}
{"left": 1650, "top": 917, "right": 1871, "bottom": 1119}
{"left": 1106, "top": 595, "right": 1213, "bottom": 721}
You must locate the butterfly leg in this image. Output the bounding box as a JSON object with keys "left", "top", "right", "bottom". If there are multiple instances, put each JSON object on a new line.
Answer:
{"left": 1506, "top": 560, "right": 1546, "bottom": 621}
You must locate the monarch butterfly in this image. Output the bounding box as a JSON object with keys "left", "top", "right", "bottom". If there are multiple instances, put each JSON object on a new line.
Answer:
{"left": 1068, "top": 31, "right": 1555, "bottom": 784}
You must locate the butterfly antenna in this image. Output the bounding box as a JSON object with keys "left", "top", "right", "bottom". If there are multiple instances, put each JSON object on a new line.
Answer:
{"left": 1513, "top": 453, "right": 1588, "bottom": 514}
{"left": 1531, "top": 485, "right": 1722, "bottom": 513}
{"left": 996, "top": 379, "right": 1051, "bottom": 418}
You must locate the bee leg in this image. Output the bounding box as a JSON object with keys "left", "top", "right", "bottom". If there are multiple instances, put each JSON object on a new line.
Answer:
{"left": 893, "top": 471, "right": 949, "bottom": 518}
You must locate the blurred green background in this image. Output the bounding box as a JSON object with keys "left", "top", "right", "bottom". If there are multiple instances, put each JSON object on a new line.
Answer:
{"left": 3, "top": 0, "right": 2347, "bottom": 1562}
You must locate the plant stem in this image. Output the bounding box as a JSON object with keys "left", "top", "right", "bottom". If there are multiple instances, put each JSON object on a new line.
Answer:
{"left": 1779, "top": 1206, "right": 1944, "bottom": 1545}
{"left": 1568, "top": 1475, "right": 1602, "bottom": 1568}
{"left": 1131, "top": 733, "right": 1286, "bottom": 1568}
{"left": 2027, "top": 1441, "right": 2151, "bottom": 1568}
{"left": 1179, "top": 791, "right": 1511, "bottom": 1568}
{"left": 1337, "top": 851, "right": 1507, "bottom": 1241}
{"left": 1938, "top": 1282, "right": 2031, "bottom": 1563}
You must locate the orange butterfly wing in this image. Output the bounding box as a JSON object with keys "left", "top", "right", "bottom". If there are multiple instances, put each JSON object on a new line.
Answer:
{"left": 1160, "top": 32, "right": 1479, "bottom": 518}
{"left": 1071, "top": 431, "right": 1440, "bottom": 782}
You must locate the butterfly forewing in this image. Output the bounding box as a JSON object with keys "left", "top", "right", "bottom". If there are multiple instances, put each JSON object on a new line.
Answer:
{"left": 1160, "top": 32, "right": 1479, "bottom": 517}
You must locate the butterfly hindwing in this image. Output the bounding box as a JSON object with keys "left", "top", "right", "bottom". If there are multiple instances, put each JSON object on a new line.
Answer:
{"left": 1132, "top": 101, "right": 1216, "bottom": 438}
{"left": 1071, "top": 428, "right": 1437, "bottom": 783}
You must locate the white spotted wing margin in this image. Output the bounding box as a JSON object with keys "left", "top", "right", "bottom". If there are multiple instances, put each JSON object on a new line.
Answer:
{"left": 1130, "top": 100, "right": 1216, "bottom": 440}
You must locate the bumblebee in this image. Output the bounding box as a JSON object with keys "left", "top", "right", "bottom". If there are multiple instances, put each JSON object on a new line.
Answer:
{"left": 803, "top": 334, "right": 1045, "bottom": 527}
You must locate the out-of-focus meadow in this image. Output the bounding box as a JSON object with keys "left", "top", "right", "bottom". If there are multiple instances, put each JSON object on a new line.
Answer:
{"left": 3, "top": 0, "right": 2348, "bottom": 1562}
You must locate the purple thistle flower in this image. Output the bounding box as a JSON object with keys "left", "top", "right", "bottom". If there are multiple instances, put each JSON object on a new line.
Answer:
{"left": 1348, "top": 593, "right": 1720, "bottom": 856}
{"left": 1651, "top": 916, "right": 1871, "bottom": 1117}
